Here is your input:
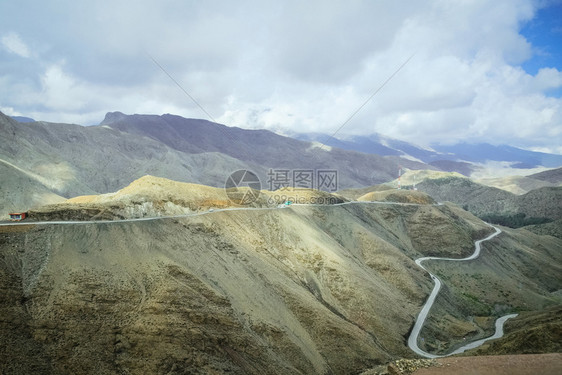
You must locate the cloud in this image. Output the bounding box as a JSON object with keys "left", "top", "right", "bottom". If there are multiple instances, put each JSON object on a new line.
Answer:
{"left": 0, "top": 0, "right": 561, "bottom": 153}
{"left": 1, "top": 32, "right": 31, "bottom": 58}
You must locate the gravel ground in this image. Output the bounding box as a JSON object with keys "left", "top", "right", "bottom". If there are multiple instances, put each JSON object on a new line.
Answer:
{"left": 412, "top": 353, "right": 562, "bottom": 375}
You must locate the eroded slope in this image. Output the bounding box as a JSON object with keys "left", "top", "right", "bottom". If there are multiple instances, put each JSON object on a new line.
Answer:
{"left": 1, "top": 202, "right": 560, "bottom": 374}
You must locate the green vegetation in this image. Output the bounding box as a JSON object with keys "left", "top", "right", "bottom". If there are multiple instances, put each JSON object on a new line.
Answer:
{"left": 429, "top": 177, "right": 464, "bottom": 186}
{"left": 479, "top": 213, "right": 552, "bottom": 228}
{"left": 461, "top": 292, "right": 491, "bottom": 316}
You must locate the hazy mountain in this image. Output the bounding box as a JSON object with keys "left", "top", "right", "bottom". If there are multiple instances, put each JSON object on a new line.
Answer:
{"left": 432, "top": 143, "right": 562, "bottom": 168}
{"left": 289, "top": 132, "right": 562, "bottom": 172}
{"left": 291, "top": 132, "right": 437, "bottom": 160}
{"left": 100, "top": 112, "right": 432, "bottom": 187}
{"left": 292, "top": 132, "right": 404, "bottom": 157}
{"left": 428, "top": 160, "right": 475, "bottom": 176}
{"left": 528, "top": 167, "right": 562, "bottom": 183}
{"left": 476, "top": 175, "right": 560, "bottom": 195}
{"left": 291, "top": 131, "right": 483, "bottom": 174}
{"left": 288, "top": 132, "right": 483, "bottom": 177}
{"left": 10, "top": 115, "right": 35, "bottom": 123}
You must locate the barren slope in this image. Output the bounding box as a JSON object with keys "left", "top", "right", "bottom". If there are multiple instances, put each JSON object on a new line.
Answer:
{"left": 528, "top": 167, "right": 562, "bottom": 183}
{"left": 357, "top": 190, "right": 436, "bottom": 205}
{"left": 1, "top": 199, "right": 560, "bottom": 374}
{"left": 415, "top": 176, "right": 562, "bottom": 221}
{"left": 476, "top": 175, "right": 559, "bottom": 195}
{"left": 27, "top": 176, "right": 347, "bottom": 220}
{"left": 0, "top": 161, "right": 65, "bottom": 218}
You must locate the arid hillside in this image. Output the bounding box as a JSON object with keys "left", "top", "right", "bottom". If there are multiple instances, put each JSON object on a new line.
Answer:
{"left": 27, "top": 175, "right": 347, "bottom": 221}
{"left": 476, "top": 175, "right": 560, "bottom": 195}
{"left": 528, "top": 167, "right": 562, "bottom": 184}
{"left": 415, "top": 176, "right": 562, "bottom": 220}
{"left": 0, "top": 160, "right": 65, "bottom": 215}
{"left": 1, "top": 192, "right": 560, "bottom": 374}
{"left": 357, "top": 190, "right": 436, "bottom": 205}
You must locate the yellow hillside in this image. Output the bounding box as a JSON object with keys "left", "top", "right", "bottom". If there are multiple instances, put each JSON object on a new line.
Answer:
{"left": 358, "top": 189, "right": 436, "bottom": 205}
{"left": 66, "top": 175, "right": 246, "bottom": 209}
{"left": 41, "top": 175, "right": 347, "bottom": 220}
{"left": 389, "top": 169, "right": 466, "bottom": 187}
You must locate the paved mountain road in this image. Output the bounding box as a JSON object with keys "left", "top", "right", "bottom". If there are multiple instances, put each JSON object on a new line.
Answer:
{"left": 407, "top": 225, "right": 517, "bottom": 358}
{"left": 0, "top": 200, "right": 438, "bottom": 227}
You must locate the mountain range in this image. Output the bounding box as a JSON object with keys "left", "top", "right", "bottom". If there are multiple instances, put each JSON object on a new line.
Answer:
{"left": 0, "top": 111, "right": 429, "bottom": 217}
{"left": 3, "top": 110, "right": 561, "bottom": 219}
{"left": 291, "top": 132, "right": 562, "bottom": 172}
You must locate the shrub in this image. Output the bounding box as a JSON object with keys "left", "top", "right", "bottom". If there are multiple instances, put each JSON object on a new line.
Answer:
{"left": 478, "top": 212, "right": 552, "bottom": 228}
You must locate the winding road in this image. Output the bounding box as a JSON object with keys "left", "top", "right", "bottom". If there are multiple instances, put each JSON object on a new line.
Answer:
{"left": 0, "top": 200, "right": 433, "bottom": 227}
{"left": 1, "top": 200, "right": 516, "bottom": 356}
{"left": 407, "top": 224, "right": 518, "bottom": 358}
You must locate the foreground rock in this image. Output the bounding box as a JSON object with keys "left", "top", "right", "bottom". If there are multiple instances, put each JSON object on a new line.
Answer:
{"left": 362, "top": 353, "right": 562, "bottom": 374}
{"left": 412, "top": 353, "right": 562, "bottom": 375}
{"left": 360, "top": 358, "right": 439, "bottom": 374}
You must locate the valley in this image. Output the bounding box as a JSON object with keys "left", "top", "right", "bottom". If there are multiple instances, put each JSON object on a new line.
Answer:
{"left": 3, "top": 0, "right": 562, "bottom": 371}
{"left": 1, "top": 178, "right": 561, "bottom": 374}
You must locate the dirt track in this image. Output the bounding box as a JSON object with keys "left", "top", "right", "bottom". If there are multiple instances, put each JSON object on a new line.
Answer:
{"left": 412, "top": 353, "right": 562, "bottom": 375}
{"left": 0, "top": 224, "right": 36, "bottom": 233}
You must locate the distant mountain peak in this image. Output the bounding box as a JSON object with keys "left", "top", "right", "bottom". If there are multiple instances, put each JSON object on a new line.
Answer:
{"left": 11, "top": 115, "right": 35, "bottom": 123}
{"left": 101, "top": 111, "right": 128, "bottom": 125}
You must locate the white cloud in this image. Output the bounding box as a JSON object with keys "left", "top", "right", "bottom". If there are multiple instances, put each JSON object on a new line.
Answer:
{"left": 0, "top": 106, "right": 23, "bottom": 116}
{"left": 0, "top": 0, "right": 561, "bottom": 153}
{"left": 40, "top": 64, "right": 86, "bottom": 111}
{"left": 1, "top": 32, "right": 31, "bottom": 58}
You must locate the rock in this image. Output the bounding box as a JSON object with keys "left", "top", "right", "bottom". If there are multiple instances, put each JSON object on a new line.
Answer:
{"left": 387, "top": 362, "right": 402, "bottom": 375}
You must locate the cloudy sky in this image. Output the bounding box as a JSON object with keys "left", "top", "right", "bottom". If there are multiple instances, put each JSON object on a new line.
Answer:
{"left": 1, "top": 0, "right": 562, "bottom": 153}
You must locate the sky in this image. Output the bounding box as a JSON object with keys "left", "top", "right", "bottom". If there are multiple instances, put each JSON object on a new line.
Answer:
{"left": 1, "top": 0, "right": 562, "bottom": 153}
